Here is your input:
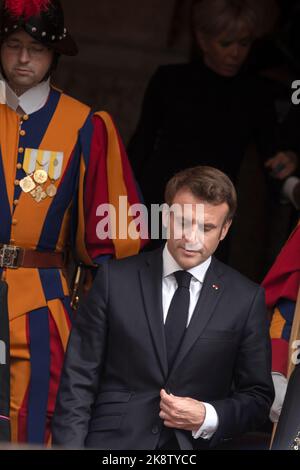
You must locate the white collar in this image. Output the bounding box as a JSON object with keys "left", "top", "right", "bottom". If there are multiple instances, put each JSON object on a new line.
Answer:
{"left": 163, "top": 244, "right": 212, "bottom": 283}
{"left": 0, "top": 78, "right": 5, "bottom": 104}
{"left": 2, "top": 76, "right": 50, "bottom": 114}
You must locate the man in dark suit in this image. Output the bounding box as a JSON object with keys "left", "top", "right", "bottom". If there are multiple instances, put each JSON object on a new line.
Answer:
{"left": 52, "top": 166, "right": 274, "bottom": 450}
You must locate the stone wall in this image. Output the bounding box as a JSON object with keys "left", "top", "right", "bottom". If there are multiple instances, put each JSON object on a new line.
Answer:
{"left": 54, "top": 0, "right": 193, "bottom": 143}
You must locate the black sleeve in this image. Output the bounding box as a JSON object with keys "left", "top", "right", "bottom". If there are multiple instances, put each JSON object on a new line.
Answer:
{"left": 251, "top": 77, "right": 281, "bottom": 164}
{"left": 52, "top": 264, "right": 109, "bottom": 448}
{"left": 279, "top": 106, "right": 300, "bottom": 176}
{"left": 127, "top": 67, "right": 166, "bottom": 180}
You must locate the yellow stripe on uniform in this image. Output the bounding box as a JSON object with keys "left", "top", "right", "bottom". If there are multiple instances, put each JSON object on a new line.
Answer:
{"left": 96, "top": 111, "right": 140, "bottom": 259}
{"left": 47, "top": 299, "right": 71, "bottom": 352}
{"left": 48, "top": 152, "right": 63, "bottom": 180}
{"left": 10, "top": 314, "right": 30, "bottom": 442}
{"left": 270, "top": 307, "right": 286, "bottom": 339}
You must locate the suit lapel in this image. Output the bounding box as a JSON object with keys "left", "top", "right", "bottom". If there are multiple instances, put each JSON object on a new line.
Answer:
{"left": 139, "top": 249, "right": 168, "bottom": 379}
{"left": 169, "top": 257, "right": 224, "bottom": 376}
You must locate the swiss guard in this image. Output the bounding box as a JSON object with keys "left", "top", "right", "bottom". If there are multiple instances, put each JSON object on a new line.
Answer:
{"left": 262, "top": 223, "right": 300, "bottom": 449}
{"left": 0, "top": 0, "right": 145, "bottom": 445}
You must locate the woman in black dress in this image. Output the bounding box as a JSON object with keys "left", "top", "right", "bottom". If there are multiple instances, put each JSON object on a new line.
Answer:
{"left": 128, "top": 0, "right": 281, "bottom": 208}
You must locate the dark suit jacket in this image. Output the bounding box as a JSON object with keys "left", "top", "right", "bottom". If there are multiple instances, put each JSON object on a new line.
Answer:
{"left": 52, "top": 249, "right": 274, "bottom": 450}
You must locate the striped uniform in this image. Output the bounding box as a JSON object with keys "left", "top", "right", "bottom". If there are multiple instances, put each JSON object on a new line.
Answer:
{"left": 262, "top": 223, "right": 300, "bottom": 376}
{"left": 0, "top": 87, "right": 145, "bottom": 444}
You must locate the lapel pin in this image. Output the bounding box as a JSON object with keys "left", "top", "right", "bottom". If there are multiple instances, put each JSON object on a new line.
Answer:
{"left": 212, "top": 284, "right": 219, "bottom": 291}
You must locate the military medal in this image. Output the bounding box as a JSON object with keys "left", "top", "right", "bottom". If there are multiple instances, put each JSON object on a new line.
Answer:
{"left": 40, "top": 191, "right": 47, "bottom": 202}
{"left": 48, "top": 152, "right": 63, "bottom": 180}
{"left": 22, "top": 149, "right": 63, "bottom": 203}
{"left": 33, "top": 169, "right": 48, "bottom": 184}
{"left": 31, "top": 186, "right": 47, "bottom": 203}
{"left": 19, "top": 175, "right": 36, "bottom": 193}
{"left": 46, "top": 183, "right": 57, "bottom": 198}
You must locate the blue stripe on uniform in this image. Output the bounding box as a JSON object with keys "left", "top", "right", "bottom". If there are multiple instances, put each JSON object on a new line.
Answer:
{"left": 278, "top": 298, "right": 296, "bottom": 342}
{"left": 0, "top": 149, "right": 12, "bottom": 243}
{"left": 37, "top": 140, "right": 81, "bottom": 251}
{"left": 28, "top": 307, "right": 50, "bottom": 444}
{"left": 38, "top": 269, "right": 65, "bottom": 301}
{"left": 13, "top": 88, "right": 61, "bottom": 204}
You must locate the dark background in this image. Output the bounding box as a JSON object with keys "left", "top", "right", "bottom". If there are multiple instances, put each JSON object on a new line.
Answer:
{"left": 54, "top": 0, "right": 200, "bottom": 143}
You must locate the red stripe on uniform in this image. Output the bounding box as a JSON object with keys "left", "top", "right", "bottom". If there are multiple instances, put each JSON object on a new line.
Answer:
{"left": 263, "top": 224, "right": 300, "bottom": 308}
{"left": 44, "top": 310, "right": 65, "bottom": 443}
{"left": 17, "top": 315, "right": 31, "bottom": 442}
{"left": 115, "top": 125, "right": 148, "bottom": 249}
{"left": 84, "top": 115, "right": 115, "bottom": 260}
{"left": 271, "top": 338, "right": 289, "bottom": 376}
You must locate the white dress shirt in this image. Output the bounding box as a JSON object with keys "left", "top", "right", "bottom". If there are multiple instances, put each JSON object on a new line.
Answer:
{"left": 162, "top": 245, "right": 219, "bottom": 440}
{"left": 1, "top": 73, "right": 50, "bottom": 114}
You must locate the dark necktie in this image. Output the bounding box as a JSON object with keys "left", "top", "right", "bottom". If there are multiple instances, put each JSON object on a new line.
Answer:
{"left": 165, "top": 270, "right": 192, "bottom": 369}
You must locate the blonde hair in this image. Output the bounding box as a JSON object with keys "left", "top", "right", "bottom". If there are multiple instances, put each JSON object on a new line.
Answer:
{"left": 192, "top": 0, "right": 265, "bottom": 39}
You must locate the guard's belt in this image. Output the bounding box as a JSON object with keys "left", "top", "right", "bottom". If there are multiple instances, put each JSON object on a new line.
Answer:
{"left": 0, "top": 244, "right": 65, "bottom": 269}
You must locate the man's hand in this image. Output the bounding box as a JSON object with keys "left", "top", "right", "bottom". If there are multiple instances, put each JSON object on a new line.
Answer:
{"left": 159, "top": 389, "right": 206, "bottom": 432}
{"left": 265, "top": 151, "right": 299, "bottom": 180}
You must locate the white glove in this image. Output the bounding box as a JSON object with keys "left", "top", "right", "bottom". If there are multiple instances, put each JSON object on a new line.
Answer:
{"left": 281, "top": 176, "right": 300, "bottom": 209}
{"left": 270, "top": 372, "right": 288, "bottom": 423}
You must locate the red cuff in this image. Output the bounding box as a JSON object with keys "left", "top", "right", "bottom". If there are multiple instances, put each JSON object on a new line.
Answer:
{"left": 271, "top": 338, "right": 289, "bottom": 376}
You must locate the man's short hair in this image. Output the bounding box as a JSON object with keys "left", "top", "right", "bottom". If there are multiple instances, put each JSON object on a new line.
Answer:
{"left": 164, "top": 166, "right": 237, "bottom": 222}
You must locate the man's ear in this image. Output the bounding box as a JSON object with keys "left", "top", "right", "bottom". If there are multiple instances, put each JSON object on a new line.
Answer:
{"left": 220, "top": 219, "right": 232, "bottom": 241}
